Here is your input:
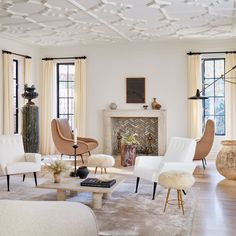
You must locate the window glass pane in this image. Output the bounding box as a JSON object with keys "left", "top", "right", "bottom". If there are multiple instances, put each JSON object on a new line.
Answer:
{"left": 59, "top": 98, "right": 68, "bottom": 114}
{"left": 215, "top": 97, "right": 224, "bottom": 115}
{"left": 59, "top": 65, "right": 68, "bottom": 81}
{"left": 69, "top": 65, "right": 75, "bottom": 81}
{"left": 215, "top": 79, "right": 224, "bottom": 96}
{"left": 215, "top": 116, "right": 225, "bottom": 135}
{"left": 215, "top": 60, "right": 224, "bottom": 78}
{"left": 68, "top": 115, "right": 74, "bottom": 128}
{"left": 204, "top": 60, "right": 214, "bottom": 78}
{"left": 68, "top": 98, "right": 74, "bottom": 114}
{"left": 68, "top": 82, "right": 74, "bottom": 97}
{"left": 204, "top": 98, "right": 214, "bottom": 116}
{"left": 13, "top": 61, "right": 16, "bottom": 78}
{"left": 203, "top": 79, "right": 214, "bottom": 96}
{"left": 59, "top": 82, "right": 68, "bottom": 97}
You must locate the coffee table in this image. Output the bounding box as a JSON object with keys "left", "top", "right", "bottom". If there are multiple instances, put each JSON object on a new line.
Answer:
{"left": 37, "top": 175, "right": 126, "bottom": 209}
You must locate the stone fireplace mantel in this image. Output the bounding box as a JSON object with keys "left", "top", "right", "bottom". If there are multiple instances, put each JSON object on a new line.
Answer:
{"left": 103, "top": 109, "right": 167, "bottom": 155}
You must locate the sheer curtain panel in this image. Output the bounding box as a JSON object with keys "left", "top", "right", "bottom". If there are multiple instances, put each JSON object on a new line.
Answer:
{"left": 24, "top": 58, "right": 32, "bottom": 85}
{"left": 74, "top": 59, "right": 86, "bottom": 136}
{"left": 187, "top": 55, "right": 202, "bottom": 139}
{"left": 225, "top": 53, "right": 236, "bottom": 139}
{"left": 40, "top": 60, "right": 56, "bottom": 154}
{"left": 3, "top": 53, "right": 14, "bottom": 134}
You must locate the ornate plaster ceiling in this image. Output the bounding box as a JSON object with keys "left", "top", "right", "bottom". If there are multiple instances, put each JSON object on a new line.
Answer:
{"left": 0, "top": 0, "right": 235, "bottom": 46}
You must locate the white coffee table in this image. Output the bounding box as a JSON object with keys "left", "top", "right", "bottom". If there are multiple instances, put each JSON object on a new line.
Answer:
{"left": 37, "top": 175, "right": 126, "bottom": 209}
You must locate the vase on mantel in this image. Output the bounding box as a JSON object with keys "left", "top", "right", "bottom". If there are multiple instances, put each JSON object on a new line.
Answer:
{"left": 151, "top": 98, "right": 161, "bottom": 110}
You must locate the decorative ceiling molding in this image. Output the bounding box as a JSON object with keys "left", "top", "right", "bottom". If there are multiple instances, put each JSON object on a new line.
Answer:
{"left": 0, "top": 0, "right": 235, "bottom": 46}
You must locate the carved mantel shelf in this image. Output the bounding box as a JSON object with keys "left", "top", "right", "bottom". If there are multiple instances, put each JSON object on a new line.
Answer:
{"left": 103, "top": 109, "right": 167, "bottom": 155}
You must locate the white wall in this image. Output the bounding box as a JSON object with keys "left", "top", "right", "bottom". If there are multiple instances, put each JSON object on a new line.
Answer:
{"left": 39, "top": 39, "right": 236, "bottom": 154}
{"left": 0, "top": 37, "right": 40, "bottom": 134}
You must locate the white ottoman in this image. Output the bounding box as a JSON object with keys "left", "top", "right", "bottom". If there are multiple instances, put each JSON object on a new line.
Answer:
{"left": 158, "top": 170, "right": 195, "bottom": 215}
{"left": 88, "top": 154, "right": 115, "bottom": 174}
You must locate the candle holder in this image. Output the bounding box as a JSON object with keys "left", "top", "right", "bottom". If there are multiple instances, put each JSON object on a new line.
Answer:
{"left": 70, "top": 144, "right": 78, "bottom": 177}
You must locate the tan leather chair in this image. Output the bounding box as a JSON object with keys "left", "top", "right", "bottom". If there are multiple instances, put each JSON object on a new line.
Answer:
{"left": 193, "top": 119, "right": 215, "bottom": 169}
{"left": 51, "top": 119, "right": 98, "bottom": 163}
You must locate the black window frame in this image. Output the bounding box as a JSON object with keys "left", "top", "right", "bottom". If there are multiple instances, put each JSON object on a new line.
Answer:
{"left": 56, "top": 63, "right": 75, "bottom": 127}
{"left": 202, "top": 58, "right": 225, "bottom": 136}
{"left": 13, "top": 59, "right": 18, "bottom": 134}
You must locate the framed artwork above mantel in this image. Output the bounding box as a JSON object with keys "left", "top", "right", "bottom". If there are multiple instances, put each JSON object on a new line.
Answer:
{"left": 126, "top": 77, "right": 146, "bottom": 103}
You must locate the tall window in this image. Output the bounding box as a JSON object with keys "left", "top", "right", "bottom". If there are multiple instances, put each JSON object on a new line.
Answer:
{"left": 13, "top": 59, "right": 18, "bottom": 133}
{"left": 202, "top": 58, "right": 225, "bottom": 135}
{"left": 56, "top": 63, "right": 75, "bottom": 128}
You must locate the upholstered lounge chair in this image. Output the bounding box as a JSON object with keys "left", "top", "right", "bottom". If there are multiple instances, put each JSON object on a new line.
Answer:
{"left": 133, "top": 137, "right": 196, "bottom": 200}
{"left": 51, "top": 118, "right": 98, "bottom": 163}
{"left": 0, "top": 134, "right": 41, "bottom": 191}
{"left": 193, "top": 119, "right": 215, "bottom": 169}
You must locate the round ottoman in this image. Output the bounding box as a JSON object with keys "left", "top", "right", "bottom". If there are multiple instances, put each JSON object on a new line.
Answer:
{"left": 88, "top": 154, "right": 115, "bottom": 174}
{"left": 158, "top": 170, "right": 195, "bottom": 215}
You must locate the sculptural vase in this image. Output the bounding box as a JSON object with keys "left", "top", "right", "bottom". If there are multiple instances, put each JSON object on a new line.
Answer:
{"left": 121, "top": 144, "right": 137, "bottom": 167}
{"left": 76, "top": 166, "right": 89, "bottom": 179}
{"left": 216, "top": 140, "right": 236, "bottom": 180}
{"left": 151, "top": 98, "right": 161, "bottom": 110}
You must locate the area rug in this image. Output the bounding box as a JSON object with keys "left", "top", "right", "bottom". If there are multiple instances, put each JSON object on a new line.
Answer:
{"left": 0, "top": 175, "right": 198, "bottom": 236}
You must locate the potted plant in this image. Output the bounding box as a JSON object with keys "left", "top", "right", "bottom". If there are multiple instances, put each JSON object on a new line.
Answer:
{"left": 121, "top": 134, "right": 139, "bottom": 167}
{"left": 46, "top": 160, "right": 69, "bottom": 183}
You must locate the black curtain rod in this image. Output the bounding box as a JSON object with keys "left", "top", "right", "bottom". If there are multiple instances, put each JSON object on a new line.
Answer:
{"left": 42, "top": 56, "right": 86, "bottom": 61}
{"left": 187, "top": 51, "right": 236, "bottom": 55}
{"left": 2, "top": 50, "right": 31, "bottom": 59}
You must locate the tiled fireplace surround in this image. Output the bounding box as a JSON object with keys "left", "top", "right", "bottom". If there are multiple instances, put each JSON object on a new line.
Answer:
{"left": 103, "top": 109, "right": 167, "bottom": 156}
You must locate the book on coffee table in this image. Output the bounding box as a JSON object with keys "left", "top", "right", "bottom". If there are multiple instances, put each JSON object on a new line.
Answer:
{"left": 80, "top": 178, "right": 116, "bottom": 188}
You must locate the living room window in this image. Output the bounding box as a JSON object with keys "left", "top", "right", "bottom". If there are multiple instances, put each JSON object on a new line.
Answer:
{"left": 56, "top": 63, "right": 75, "bottom": 128}
{"left": 202, "top": 58, "right": 225, "bottom": 135}
{"left": 13, "top": 59, "right": 18, "bottom": 133}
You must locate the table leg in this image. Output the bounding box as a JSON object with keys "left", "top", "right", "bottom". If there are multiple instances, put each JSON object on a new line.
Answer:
{"left": 57, "top": 189, "right": 66, "bottom": 201}
{"left": 93, "top": 192, "right": 103, "bottom": 209}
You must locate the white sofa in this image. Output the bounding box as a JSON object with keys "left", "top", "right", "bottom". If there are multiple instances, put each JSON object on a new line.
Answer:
{"left": 133, "top": 137, "right": 197, "bottom": 199}
{"left": 0, "top": 134, "right": 41, "bottom": 191}
{"left": 0, "top": 200, "right": 99, "bottom": 236}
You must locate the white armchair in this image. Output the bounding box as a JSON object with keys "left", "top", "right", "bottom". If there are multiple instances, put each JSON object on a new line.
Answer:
{"left": 0, "top": 134, "right": 41, "bottom": 191}
{"left": 133, "top": 137, "right": 196, "bottom": 199}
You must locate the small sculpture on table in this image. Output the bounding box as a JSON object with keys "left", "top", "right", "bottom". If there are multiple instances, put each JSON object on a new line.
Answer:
{"left": 117, "top": 132, "right": 122, "bottom": 153}
{"left": 147, "top": 133, "right": 153, "bottom": 154}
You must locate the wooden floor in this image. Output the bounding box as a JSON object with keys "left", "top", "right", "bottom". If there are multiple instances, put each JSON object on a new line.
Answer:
{"left": 191, "top": 161, "right": 236, "bottom": 236}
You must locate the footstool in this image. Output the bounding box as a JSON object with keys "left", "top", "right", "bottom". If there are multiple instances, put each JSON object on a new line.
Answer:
{"left": 158, "top": 170, "right": 195, "bottom": 215}
{"left": 88, "top": 154, "right": 115, "bottom": 174}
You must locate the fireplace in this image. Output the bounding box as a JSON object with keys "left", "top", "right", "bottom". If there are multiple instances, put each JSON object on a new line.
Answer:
{"left": 103, "top": 109, "right": 167, "bottom": 155}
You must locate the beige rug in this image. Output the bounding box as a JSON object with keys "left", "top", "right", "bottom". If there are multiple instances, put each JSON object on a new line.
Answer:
{"left": 0, "top": 174, "right": 198, "bottom": 236}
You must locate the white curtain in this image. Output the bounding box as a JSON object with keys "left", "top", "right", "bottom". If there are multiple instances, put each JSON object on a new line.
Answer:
{"left": 3, "top": 53, "right": 14, "bottom": 134}
{"left": 40, "top": 60, "right": 56, "bottom": 154}
{"left": 225, "top": 53, "right": 236, "bottom": 139}
{"left": 187, "top": 55, "right": 202, "bottom": 139}
{"left": 74, "top": 59, "right": 86, "bottom": 136}
{"left": 24, "top": 57, "right": 32, "bottom": 85}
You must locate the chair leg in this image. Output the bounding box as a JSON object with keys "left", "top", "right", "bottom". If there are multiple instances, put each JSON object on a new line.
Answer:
{"left": 104, "top": 168, "right": 107, "bottom": 174}
{"left": 135, "top": 177, "right": 140, "bottom": 193}
{"left": 23, "top": 174, "right": 26, "bottom": 182}
{"left": 177, "top": 190, "right": 181, "bottom": 209}
{"left": 202, "top": 159, "right": 206, "bottom": 169}
{"left": 182, "top": 190, "right": 186, "bottom": 195}
{"left": 204, "top": 158, "right": 207, "bottom": 165}
{"left": 164, "top": 188, "right": 171, "bottom": 212}
{"left": 88, "top": 151, "right": 91, "bottom": 156}
{"left": 95, "top": 166, "right": 97, "bottom": 174}
{"left": 80, "top": 155, "right": 84, "bottom": 164}
{"left": 7, "top": 175, "right": 10, "bottom": 192}
{"left": 61, "top": 154, "right": 63, "bottom": 160}
{"left": 33, "top": 172, "right": 37, "bottom": 186}
{"left": 152, "top": 182, "right": 157, "bottom": 200}
{"left": 179, "top": 190, "right": 185, "bottom": 215}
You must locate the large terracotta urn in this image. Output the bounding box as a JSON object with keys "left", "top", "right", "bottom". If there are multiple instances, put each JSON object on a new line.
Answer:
{"left": 216, "top": 140, "right": 236, "bottom": 180}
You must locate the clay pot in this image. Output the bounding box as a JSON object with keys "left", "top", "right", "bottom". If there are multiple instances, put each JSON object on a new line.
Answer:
{"left": 151, "top": 98, "right": 161, "bottom": 110}
{"left": 53, "top": 173, "right": 61, "bottom": 183}
{"left": 216, "top": 140, "right": 236, "bottom": 180}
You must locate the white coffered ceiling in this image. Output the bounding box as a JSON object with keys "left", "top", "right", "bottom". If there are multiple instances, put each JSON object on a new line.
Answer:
{"left": 0, "top": 0, "right": 235, "bottom": 46}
